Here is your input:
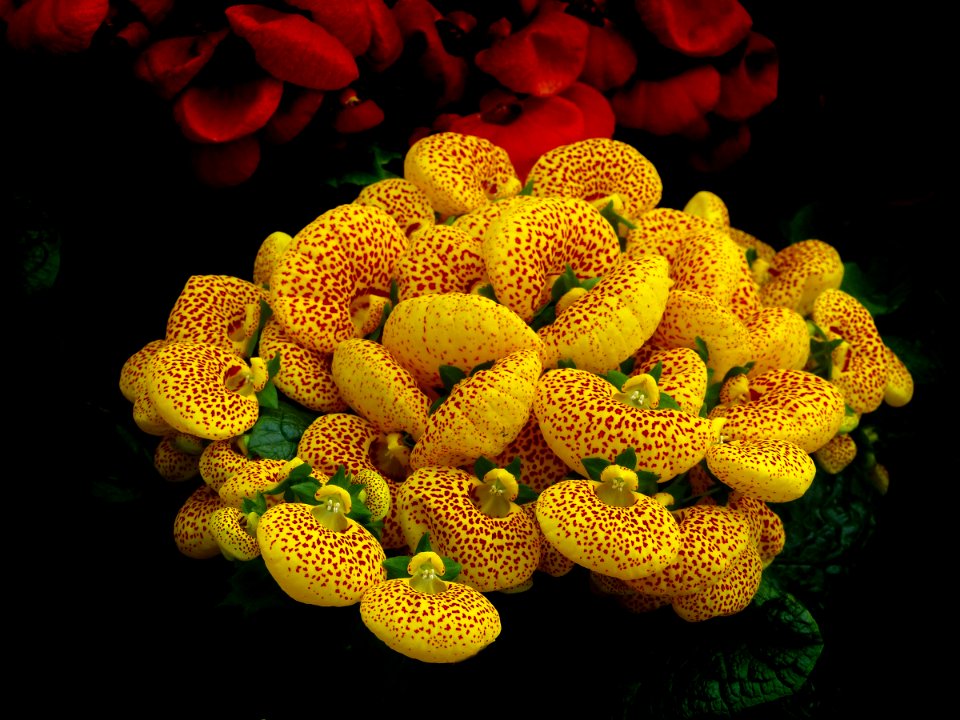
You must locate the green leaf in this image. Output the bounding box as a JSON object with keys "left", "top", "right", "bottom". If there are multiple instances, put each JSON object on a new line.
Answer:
{"left": 220, "top": 556, "right": 299, "bottom": 616}
{"left": 324, "top": 145, "right": 402, "bottom": 188}
{"left": 621, "top": 579, "right": 823, "bottom": 718}
{"left": 474, "top": 456, "right": 497, "bottom": 480}
{"left": 602, "top": 369, "right": 629, "bottom": 390}
{"left": 764, "top": 468, "right": 880, "bottom": 612}
{"left": 782, "top": 203, "right": 819, "bottom": 245}
{"left": 657, "top": 390, "right": 682, "bottom": 412}
{"left": 840, "top": 260, "right": 911, "bottom": 317}
{"left": 438, "top": 364, "right": 466, "bottom": 392}
{"left": 246, "top": 401, "right": 316, "bottom": 460}
{"left": 581, "top": 457, "right": 611, "bottom": 481}
{"left": 476, "top": 284, "right": 499, "bottom": 303}
{"left": 384, "top": 555, "right": 412, "bottom": 579}
{"left": 614, "top": 447, "right": 637, "bottom": 470}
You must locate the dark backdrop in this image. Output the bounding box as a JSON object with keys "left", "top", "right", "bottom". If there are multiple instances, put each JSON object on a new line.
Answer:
{"left": 6, "top": 3, "right": 947, "bottom": 717}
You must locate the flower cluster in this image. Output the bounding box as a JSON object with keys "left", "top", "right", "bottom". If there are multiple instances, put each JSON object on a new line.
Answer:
{"left": 3, "top": 0, "right": 778, "bottom": 185}
{"left": 118, "top": 132, "right": 912, "bottom": 663}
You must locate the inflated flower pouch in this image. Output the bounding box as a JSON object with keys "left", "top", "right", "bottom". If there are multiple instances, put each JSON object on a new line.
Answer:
{"left": 120, "top": 132, "right": 914, "bottom": 669}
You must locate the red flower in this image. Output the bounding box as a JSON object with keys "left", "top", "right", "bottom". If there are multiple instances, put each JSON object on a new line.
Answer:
{"left": 5, "top": 0, "right": 110, "bottom": 53}
{"left": 714, "top": 32, "right": 779, "bottom": 122}
{"left": 391, "top": 0, "right": 469, "bottom": 107}
{"left": 636, "top": 0, "right": 752, "bottom": 57}
{"left": 225, "top": 5, "right": 359, "bottom": 91}
{"left": 173, "top": 76, "right": 284, "bottom": 144}
{"left": 579, "top": 18, "right": 638, "bottom": 92}
{"left": 191, "top": 135, "right": 261, "bottom": 187}
{"left": 262, "top": 88, "right": 326, "bottom": 144}
{"left": 474, "top": 7, "right": 590, "bottom": 97}
{"left": 133, "top": 30, "right": 229, "bottom": 100}
{"left": 612, "top": 65, "right": 721, "bottom": 138}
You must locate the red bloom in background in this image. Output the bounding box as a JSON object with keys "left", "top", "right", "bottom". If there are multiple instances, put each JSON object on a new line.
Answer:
{"left": 474, "top": 8, "right": 590, "bottom": 97}
{"left": 2, "top": 0, "right": 780, "bottom": 185}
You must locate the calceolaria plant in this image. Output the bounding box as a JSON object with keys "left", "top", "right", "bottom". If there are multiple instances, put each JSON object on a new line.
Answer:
{"left": 118, "top": 133, "right": 916, "bottom": 709}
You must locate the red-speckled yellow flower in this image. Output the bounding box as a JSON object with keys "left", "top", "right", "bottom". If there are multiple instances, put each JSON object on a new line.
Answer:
{"left": 526, "top": 137, "right": 663, "bottom": 219}
{"left": 814, "top": 433, "right": 858, "bottom": 475}
{"left": 165, "top": 274, "right": 266, "bottom": 357}
{"left": 253, "top": 231, "right": 293, "bottom": 289}
{"left": 353, "top": 177, "right": 437, "bottom": 238}
{"left": 649, "top": 288, "right": 753, "bottom": 380}
{"left": 534, "top": 367, "right": 719, "bottom": 482}
{"left": 811, "top": 288, "right": 888, "bottom": 414}
{"left": 257, "top": 485, "right": 387, "bottom": 606}
{"left": 537, "top": 254, "right": 672, "bottom": 373}
{"left": 535, "top": 465, "right": 681, "bottom": 580}
{"left": 670, "top": 542, "right": 764, "bottom": 622}
{"left": 396, "top": 465, "right": 542, "bottom": 592}
{"left": 481, "top": 196, "right": 621, "bottom": 323}
{"left": 209, "top": 506, "right": 261, "bottom": 561}
{"left": 147, "top": 340, "right": 267, "bottom": 441}
{"left": 625, "top": 504, "right": 752, "bottom": 596}
{"left": 381, "top": 291, "right": 542, "bottom": 391}
{"left": 409, "top": 348, "right": 542, "bottom": 470}
{"left": 708, "top": 368, "right": 846, "bottom": 453}
{"left": 706, "top": 438, "right": 817, "bottom": 502}
{"left": 883, "top": 344, "right": 914, "bottom": 407}
{"left": 269, "top": 203, "right": 408, "bottom": 354}
{"left": 758, "top": 239, "right": 844, "bottom": 316}
{"left": 393, "top": 224, "right": 486, "bottom": 301}
{"left": 630, "top": 346, "right": 708, "bottom": 415}
{"left": 257, "top": 316, "right": 348, "bottom": 413}
{"left": 360, "top": 551, "right": 501, "bottom": 663}
{"left": 745, "top": 305, "right": 810, "bottom": 375}
{"left": 404, "top": 132, "right": 522, "bottom": 218}
{"left": 173, "top": 484, "right": 227, "bottom": 559}
{"left": 331, "top": 338, "right": 431, "bottom": 442}
{"left": 153, "top": 432, "right": 203, "bottom": 482}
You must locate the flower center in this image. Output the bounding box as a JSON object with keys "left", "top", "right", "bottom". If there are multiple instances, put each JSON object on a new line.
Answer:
{"left": 408, "top": 551, "right": 448, "bottom": 594}
{"left": 613, "top": 373, "right": 660, "bottom": 410}
{"left": 311, "top": 485, "right": 352, "bottom": 532}
{"left": 594, "top": 464, "right": 639, "bottom": 507}
{"left": 472, "top": 468, "right": 519, "bottom": 518}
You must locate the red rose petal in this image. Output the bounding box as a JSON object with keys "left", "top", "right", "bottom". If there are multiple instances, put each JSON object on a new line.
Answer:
{"left": 225, "top": 4, "right": 359, "bottom": 91}
{"left": 133, "top": 29, "right": 229, "bottom": 100}
{"left": 191, "top": 135, "right": 261, "bottom": 187}
{"left": 173, "top": 76, "right": 284, "bottom": 144}
{"left": 263, "top": 88, "right": 325, "bottom": 144}
{"left": 392, "top": 0, "right": 468, "bottom": 107}
{"left": 559, "top": 81, "right": 615, "bottom": 139}
{"left": 580, "top": 20, "right": 638, "bottom": 92}
{"left": 333, "top": 98, "right": 385, "bottom": 133}
{"left": 6, "top": 0, "right": 110, "bottom": 53}
{"left": 714, "top": 32, "right": 779, "bottom": 121}
{"left": 446, "top": 93, "right": 585, "bottom": 182}
{"left": 636, "top": 0, "right": 752, "bottom": 58}
{"left": 612, "top": 65, "right": 721, "bottom": 138}
{"left": 474, "top": 9, "right": 590, "bottom": 96}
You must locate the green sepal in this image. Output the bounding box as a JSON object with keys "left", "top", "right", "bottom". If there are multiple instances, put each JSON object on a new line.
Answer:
{"left": 694, "top": 336, "right": 710, "bottom": 364}
{"left": 365, "top": 292, "right": 394, "bottom": 343}
{"left": 745, "top": 246, "right": 758, "bottom": 268}
{"left": 582, "top": 456, "right": 612, "bottom": 481}
{"left": 519, "top": 178, "right": 534, "bottom": 196}
{"left": 550, "top": 264, "right": 581, "bottom": 303}
{"left": 474, "top": 456, "right": 497, "bottom": 481}
{"left": 529, "top": 302, "right": 556, "bottom": 330}
{"left": 657, "top": 391, "right": 682, "bottom": 412}
{"left": 557, "top": 358, "right": 577, "bottom": 369}
{"left": 476, "top": 284, "right": 499, "bottom": 303}
{"left": 599, "top": 199, "right": 636, "bottom": 234}
{"left": 619, "top": 355, "right": 636, "bottom": 375}
{"left": 614, "top": 447, "right": 637, "bottom": 470}
{"left": 636, "top": 470, "right": 660, "bottom": 497}
{"left": 255, "top": 351, "right": 283, "bottom": 410}
{"left": 504, "top": 456, "right": 521, "bottom": 478}
{"left": 439, "top": 364, "right": 466, "bottom": 391}
{"left": 647, "top": 361, "right": 663, "bottom": 383}
{"left": 516, "top": 483, "right": 538, "bottom": 504}
{"left": 385, "top": 533, "right": 461, "bottom": 581}
{"left": 389, "top": 278, "right": 400, "bottom": 307}
{"left": 603, "top": 369, "right": 630, "bottom": 390}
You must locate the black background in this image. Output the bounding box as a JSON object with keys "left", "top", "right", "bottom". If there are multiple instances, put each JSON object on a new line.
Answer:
{"left": 6, "top": 2, "right": 948, "bottom": 717}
